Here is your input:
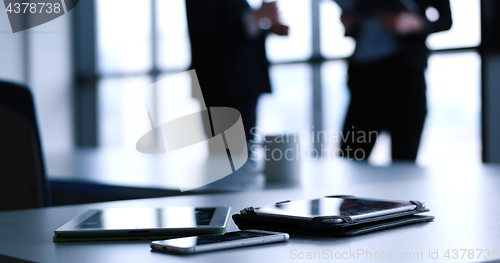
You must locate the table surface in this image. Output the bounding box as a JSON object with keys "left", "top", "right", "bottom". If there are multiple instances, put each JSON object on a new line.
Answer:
{"left": 2, "top": 159, "right": 500, "bottom": 262}
{"left": 46, "top": 149, "right": 267, "bottom": 193}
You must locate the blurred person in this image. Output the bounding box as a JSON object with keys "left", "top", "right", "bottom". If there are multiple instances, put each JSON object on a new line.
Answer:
{"left": 185, "top": 0, "right": 288, "bottom": 143}
{"left": 338, "top": 0, "right": 452, "bottom": 161}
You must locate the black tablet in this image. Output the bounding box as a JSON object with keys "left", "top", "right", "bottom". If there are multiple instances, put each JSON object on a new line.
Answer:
{"left": 242, "top": 196, "right": 421, "bottom": 224}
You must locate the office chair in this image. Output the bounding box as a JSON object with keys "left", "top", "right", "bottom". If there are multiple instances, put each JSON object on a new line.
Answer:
{"left": 0, "top": 81, "right": 50, "bottom": 211}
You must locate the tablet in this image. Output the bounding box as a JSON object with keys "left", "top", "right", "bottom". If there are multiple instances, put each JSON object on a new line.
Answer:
{"left": 54, "top": 206, "right": 230, "bottom": 240}
{"left": 242, "top": 196, "right": 421, "bottom": 224}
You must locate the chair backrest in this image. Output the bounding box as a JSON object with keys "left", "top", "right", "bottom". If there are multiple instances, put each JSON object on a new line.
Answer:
{"left": 0, "top": 81, "right": 50, "bottom": 211}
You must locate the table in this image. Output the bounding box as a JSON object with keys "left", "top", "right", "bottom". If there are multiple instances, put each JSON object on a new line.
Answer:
{"left": 46, "top": 149, "right": 267, "bottom": 205}
{"left": 2, "top": 160, "right": 500, "bottom": 262}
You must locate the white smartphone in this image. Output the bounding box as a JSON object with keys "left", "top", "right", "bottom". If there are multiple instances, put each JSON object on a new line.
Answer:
{"left": 151, "top": 230, "right": 289, "bottom": 254}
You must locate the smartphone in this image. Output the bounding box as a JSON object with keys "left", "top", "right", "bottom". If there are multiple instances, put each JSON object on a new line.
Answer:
{"left": 151, "top": 230, "right": 289, "bottom": 254}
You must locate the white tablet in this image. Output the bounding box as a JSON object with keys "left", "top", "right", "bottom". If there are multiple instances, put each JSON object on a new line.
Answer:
{"left": 54, "top": 206, "right": 230, "bottom": 240}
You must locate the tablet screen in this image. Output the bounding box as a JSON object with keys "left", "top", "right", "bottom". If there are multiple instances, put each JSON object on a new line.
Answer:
{"left": 75, "top": 207, "right": 216, "bottom": 230}
{"left": 254, "top": 197, "right": 415, "bottom": 218}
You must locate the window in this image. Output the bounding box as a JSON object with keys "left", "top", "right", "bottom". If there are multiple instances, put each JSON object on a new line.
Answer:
{"left": 156, "top": 0, "right": 191, "bottom": 71}
{"left": 320, "top": 0, "right": 481, "bottom": 59}
{"left": 427, "top": 0, "right": 481, "bottom": 50}
{"left": 94, "top": 0, "right": 482, "bottom": 165}
{"left": 97, "top": 0, "right": 152, "bottom": 74}
{"left": 265, "top": 0, "right": 312, "bottom": 63}
{"left": 320, "top": 0, "right": 355, "bottom": 59}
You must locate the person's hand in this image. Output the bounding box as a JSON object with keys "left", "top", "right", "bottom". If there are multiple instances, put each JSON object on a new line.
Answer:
{"left": 253, "top": 2, "right": 280, "bottom": 27}
{"left": 340, "top": 13, "right": 359, "bottom": 36}
{"left": 395, "top": 12, "right": 424, "bottom": 35}
{"left": 377, "top": 12, "right": 424, "bottom": 35}
{"left": 252, "top": 1, "right": 289, "bottom": 36}
{"left": 269, "top": 24, "right": 289, "bottom": 36}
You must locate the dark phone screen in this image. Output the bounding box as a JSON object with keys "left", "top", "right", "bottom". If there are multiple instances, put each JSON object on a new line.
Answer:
{"left": 160, "top": 231, "right": 275, "bottom": 248}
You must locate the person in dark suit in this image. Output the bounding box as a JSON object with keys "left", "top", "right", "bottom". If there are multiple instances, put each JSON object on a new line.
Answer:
{"left": 338, "top": 0, "right": 452, "bottom": 161}
{"left": 185, "top": 0, "right": 288, "bottom": 142}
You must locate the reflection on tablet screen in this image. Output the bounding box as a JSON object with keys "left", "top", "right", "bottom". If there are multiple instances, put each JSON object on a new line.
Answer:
{"left": 76, "top": 207, "right": 215, "bottom": 229}
{"left": 256, "top": 198, "right": 414, "bottom": 217}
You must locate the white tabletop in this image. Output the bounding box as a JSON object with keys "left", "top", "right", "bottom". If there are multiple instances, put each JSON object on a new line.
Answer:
{"left": 2, "top": 160, "right": 500, "bottom": 262}
{"left": 46, "top": 149, "right": 266, "bottom": 193}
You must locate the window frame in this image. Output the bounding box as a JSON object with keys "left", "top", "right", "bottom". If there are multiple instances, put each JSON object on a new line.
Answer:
{"left": 74, "top": 0, "right": 482, "bottom": 154}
